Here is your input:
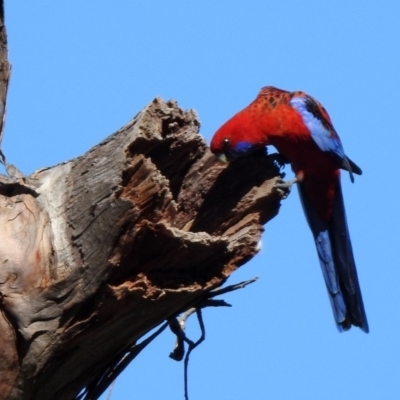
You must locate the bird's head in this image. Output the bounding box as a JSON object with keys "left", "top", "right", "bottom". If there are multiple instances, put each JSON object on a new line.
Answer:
{"left": 210, "top": 114, "right": 265, "bottom": 162}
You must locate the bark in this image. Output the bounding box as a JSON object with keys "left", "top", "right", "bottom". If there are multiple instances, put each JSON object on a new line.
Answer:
{"left": 0, "top": 2, "right": 286, "bottom": 399}
{"left": 0, "top": 97, "right": 285, "bottom": 400}
{"left": 0, "top": 0, "right": 10, "bottom": 163}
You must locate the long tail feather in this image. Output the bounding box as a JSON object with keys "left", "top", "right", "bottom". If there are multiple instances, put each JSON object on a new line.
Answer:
{"left": 298, "top": 183, "right": 369, "bottom": 332}
{"left": 330, "top": 183, "right": 369, "bottom": 332}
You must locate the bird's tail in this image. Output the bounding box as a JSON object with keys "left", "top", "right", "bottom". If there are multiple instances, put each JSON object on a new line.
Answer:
{"left": 298, "top": 182, "right": 369, "bottom": 332}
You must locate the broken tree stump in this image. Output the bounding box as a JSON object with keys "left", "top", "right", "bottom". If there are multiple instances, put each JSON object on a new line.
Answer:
{"left": 0, "top": 98, "right": 284, "bottom": 400}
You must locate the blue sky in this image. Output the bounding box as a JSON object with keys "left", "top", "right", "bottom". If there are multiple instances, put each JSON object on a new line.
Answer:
{"left": 5, "top": 1, "right": 400, "bottom": 399}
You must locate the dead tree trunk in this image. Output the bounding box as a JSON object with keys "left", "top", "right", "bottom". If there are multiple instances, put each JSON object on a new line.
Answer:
{"left": 0, "top": 97, "right": 285, "bottom": 400}
{"left": 0, "top": 3, "right": 286, "bottom": 399}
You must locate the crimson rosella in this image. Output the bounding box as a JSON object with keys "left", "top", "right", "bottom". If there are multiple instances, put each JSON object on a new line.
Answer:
{"left": 210, "top": 86, "right": 368, "bottom": 332}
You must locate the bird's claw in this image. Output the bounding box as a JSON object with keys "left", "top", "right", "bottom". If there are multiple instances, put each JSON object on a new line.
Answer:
{"left": 273, "top": 177, "right": 298, "bottom": 197}
{"left": 274, "top": 177, "right": 298, "bottom": 189}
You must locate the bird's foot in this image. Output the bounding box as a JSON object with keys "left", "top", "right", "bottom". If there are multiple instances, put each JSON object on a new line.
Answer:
{"left": 274, "top": 177, "right": 298, "bottom": 189}
{"left": 273, "top": 177, "right": 298, "bottom": 198}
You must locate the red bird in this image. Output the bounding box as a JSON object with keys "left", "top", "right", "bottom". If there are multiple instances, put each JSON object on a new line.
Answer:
{"left": 210, "top": 86, "right": 368, "bottom": 332}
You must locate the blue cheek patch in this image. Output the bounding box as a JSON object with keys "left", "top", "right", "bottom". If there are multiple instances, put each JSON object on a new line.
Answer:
{"left": 233, "top": 141, "right": 255, "bottom": 154}
{"left": 225, "top": 141, "right": 266, "bottom": 160}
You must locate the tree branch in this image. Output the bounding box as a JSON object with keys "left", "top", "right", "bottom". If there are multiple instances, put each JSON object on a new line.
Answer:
{"left": 0, "top": 0, "right": 10, "bottom": 165}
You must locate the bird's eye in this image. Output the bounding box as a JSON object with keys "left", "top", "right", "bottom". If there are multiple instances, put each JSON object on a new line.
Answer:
{"left": 222, "top": 138, "right": 230, "bottom": 149}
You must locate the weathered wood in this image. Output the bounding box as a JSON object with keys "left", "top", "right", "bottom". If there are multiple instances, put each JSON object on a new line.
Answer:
{"left": 0, "top": 97, "right": 284, "bottom": 399}
{"left": 0, "top": 0, "right": 10, "bottom": 163}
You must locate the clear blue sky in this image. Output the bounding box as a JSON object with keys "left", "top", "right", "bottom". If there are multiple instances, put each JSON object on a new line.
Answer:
{"left": 5, "top": 2, "right": 400, "bottom": 399}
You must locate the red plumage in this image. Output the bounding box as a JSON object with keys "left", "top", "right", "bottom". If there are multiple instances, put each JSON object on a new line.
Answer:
{"left": 211, "top": 86, "right": 368, "bottom": 332}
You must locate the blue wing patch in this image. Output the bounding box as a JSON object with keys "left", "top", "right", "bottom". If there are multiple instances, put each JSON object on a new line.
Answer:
{"left": 289, "top": 95, "right": 361, "bottom": 181}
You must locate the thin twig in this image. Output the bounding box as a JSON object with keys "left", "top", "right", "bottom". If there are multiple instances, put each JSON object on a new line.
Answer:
{"left": 168, "top": 277, "right": 258, "bottom": 400}
{"left": 208, "top": 277, "right": 259, "bottom": 298}
{"left": 184, "top": 309, "right": 205, "bottom": 400}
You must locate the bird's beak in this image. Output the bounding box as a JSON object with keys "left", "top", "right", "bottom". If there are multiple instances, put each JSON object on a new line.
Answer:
{"left": 214, "top": 153, "right": 229, "bottom": 163}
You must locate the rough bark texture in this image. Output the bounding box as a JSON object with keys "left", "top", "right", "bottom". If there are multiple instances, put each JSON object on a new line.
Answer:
{"left": 0, "top": 0, "right": 10, "bottom": 156}
{"left": 0, "top": 2, "right": 287, "bottom": 398}
{"left": 0, "top": 97, "right": 285, "bottom": 399}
